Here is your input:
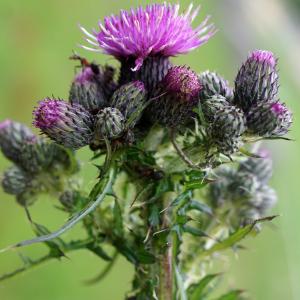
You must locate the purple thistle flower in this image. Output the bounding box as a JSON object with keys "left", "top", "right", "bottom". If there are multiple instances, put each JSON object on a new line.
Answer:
{"left": 33, "top": 98, "right": 94, "bottom": 149}
{"left": 80, "top": 3, "right": 215, "bottom": 71}
{"left": 234, "top": 49, "right": 279, "bottom": 112}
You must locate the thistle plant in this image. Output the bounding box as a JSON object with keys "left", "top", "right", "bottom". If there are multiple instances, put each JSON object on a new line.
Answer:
{"left": 0, "top": 3, "right": 293, "bottom": 300}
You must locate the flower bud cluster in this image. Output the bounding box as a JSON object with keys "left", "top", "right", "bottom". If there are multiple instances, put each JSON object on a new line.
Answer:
{"left": 208, "top": 151, "right": 277, "bottom": 227}
{"left": 0, "top": 120, "right": 79, "bottom": 206}
{"left": 234, "top": 50, "right": 292, "bottom": 137}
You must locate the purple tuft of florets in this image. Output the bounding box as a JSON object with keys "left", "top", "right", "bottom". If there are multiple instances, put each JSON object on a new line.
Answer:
{"left": 164, "top": 66, "right": 202, "bottom": 99}
{"left": 0, "top": 119, "right": 12, "bottom": 130}
{"left": 74, "top": 67, "right": 95, "bottom": 84}
{"left": 271, "top": 102, "right": 286, "bottom": 115}
{"left": 80, "top": 3, "right": 216, "bottom": 71}
{"left": 249, "top": 50, "right": 276, "bottom": 67}
{"left": 33, "top": 99, "right": 63, "bottom": 130}
{"left": 132, "top": 80, "right": 146, "bottom": 92}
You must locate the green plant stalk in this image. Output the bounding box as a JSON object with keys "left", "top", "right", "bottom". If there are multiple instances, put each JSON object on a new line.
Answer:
{"left": 157, "top": 193, "right": 174, "bottom": 300}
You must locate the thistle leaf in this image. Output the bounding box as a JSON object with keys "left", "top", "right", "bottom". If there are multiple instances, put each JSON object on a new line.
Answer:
{"left": 0, "top": 168, "right": 116, "bottom": 253}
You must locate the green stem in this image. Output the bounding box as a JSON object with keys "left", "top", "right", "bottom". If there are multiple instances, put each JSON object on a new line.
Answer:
{"left": 157, "top": 194, "right": 174, "bottom": 300}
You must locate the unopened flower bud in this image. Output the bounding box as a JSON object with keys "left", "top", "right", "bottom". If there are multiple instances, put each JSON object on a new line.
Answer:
{"left": 201, "top": 95, "right": 230, "bottom": 123}
{"left": 238, "top": 150, "right": 273, "bottom": 185}
{"left": 247, "top": 101, "right": 292, "bottom": 137}
{"left": 0, "top": 120, "right": 35, "bottom": 165}
{"left": 149, "top": 66, "right": 202, "bottom": 127}
{"left": 210, "top": 105, "right": 246, "bottom": 155}
{"left": 229, "top": 172, "right": 260, "bottom": 199}
{"left": 95, "top": 107, "right": 125, "bottom": 140}
{"left": 19, "top": 138, "right": 54, "bottom": 174}
{"left": 33, "top": 98, "right": 94, "bottom": 149}
{"left": 111, "top": 81, "right": 147, "bottom": 127}
{"left": 59, "top": 190, "right": 81, "bottom": 211}
{"left": 199, "top": 71, "right": 233, "bottom": 101}
{"left": 69, "top": 65, "right": 107, "bottom": 112}
{"left": 253, "top": 185, "right": 277, "bottom": 213}
{"left": 234, "top": 50, "right": 279, "bottom": 112}
{"left": 208, "top": 166, "right": 236, "bottom": 207}
{"left": 1, "top": 166, "right": 29, "bottom": 195}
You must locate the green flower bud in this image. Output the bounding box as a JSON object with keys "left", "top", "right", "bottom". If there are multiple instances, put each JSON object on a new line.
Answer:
{"left": 209, "top": 105, "right": 246, "bottom": 155}
{"left": 199, "top": 71, "right": 233, "bottom": 101}
{"left": 95, "top": 107, "right": 125, "bottom": 140}
{"left": 238, "top": 150, "right": 273, "bottom": 185}
{"left": 201, "top": 95, "right": 230, "bottom": 123}
{"left": 228, "top": 172, "right": 260, "bottom": 199}
{"left": 249, "top": 185, "right": 277, "bottom": 213}
{"left": 247, "top": 102, "right": 292, "bottom": 137}
{"left": 0, "top": 120, "right": 35, "bottom": 165}
{"left": 234, "top": 50, "right": 279, "bottom": 112}
{"left": 69, "top": 65, "right": 107, "bottom": 112}
{"left": 1, "top": 166, "right": 29, "bottom": 195}
{"left": 111, "top": 81, "right": 147, "bottom": 127}
{"left": 59, "top": 190, "right": 81, "bottom": 211}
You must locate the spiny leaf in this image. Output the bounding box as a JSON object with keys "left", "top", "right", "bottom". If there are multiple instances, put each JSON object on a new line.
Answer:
{"left": 202, "top": 216, "right": 278, "bottom": 256}
{"left": 113, "top": 199, "right": 124, "bottom": 237}
{"left": 86, "top": 243, "right": 112, "bottom": 261}
{"left": 0, "top": 168, "right": 116, "bottom": 254}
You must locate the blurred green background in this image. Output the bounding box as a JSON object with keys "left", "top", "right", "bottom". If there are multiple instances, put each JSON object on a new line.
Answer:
{"left": 0, "top": 0, "right": 299, "bottom": 299}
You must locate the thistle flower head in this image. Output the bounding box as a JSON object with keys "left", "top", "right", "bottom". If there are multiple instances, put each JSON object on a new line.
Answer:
{"left": 163, "top": 66, "right": 201, "bottom": 99}
{"left": 69, "top": 66, "right": 107, "bottom": 112}
{"left": 234, "top": 49, "right": 279, "bottom": 112}
{"left": 246, "top": 101, "right": 292, "bottom": 137}
{"left": 81, "top": 3, "right": 215, "bottom": 71}
{"left": 33, "top": 98, "right": 94, "bottom": 149}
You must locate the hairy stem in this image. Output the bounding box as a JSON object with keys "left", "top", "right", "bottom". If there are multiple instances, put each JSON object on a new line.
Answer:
{"left": 157, "top": 194, "right": 173, "bottom": 300}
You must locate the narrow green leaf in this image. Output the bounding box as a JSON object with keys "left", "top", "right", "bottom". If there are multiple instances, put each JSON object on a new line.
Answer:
{"left": 188, "top": 273, "right": 221, "bottom": 300}
{"left": 86, "top": 243, "right": 111, "bottom": 261}
{"left": 183, "top": 225, "right": 210, "bottom": 238}
{"left": 113, "top": 199, "right": 124, "bottom": 237}
{"left": 135, "top": 248, "right": 156, "bottom": 264}
{"left": 149, "top": 204, "right": 160, "bottom": 227}
{"left": 202, "top": 216, "right": 277, "bottom": 256}
{"left": 216, "top": 290, "right": 244, "bottom": 300}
